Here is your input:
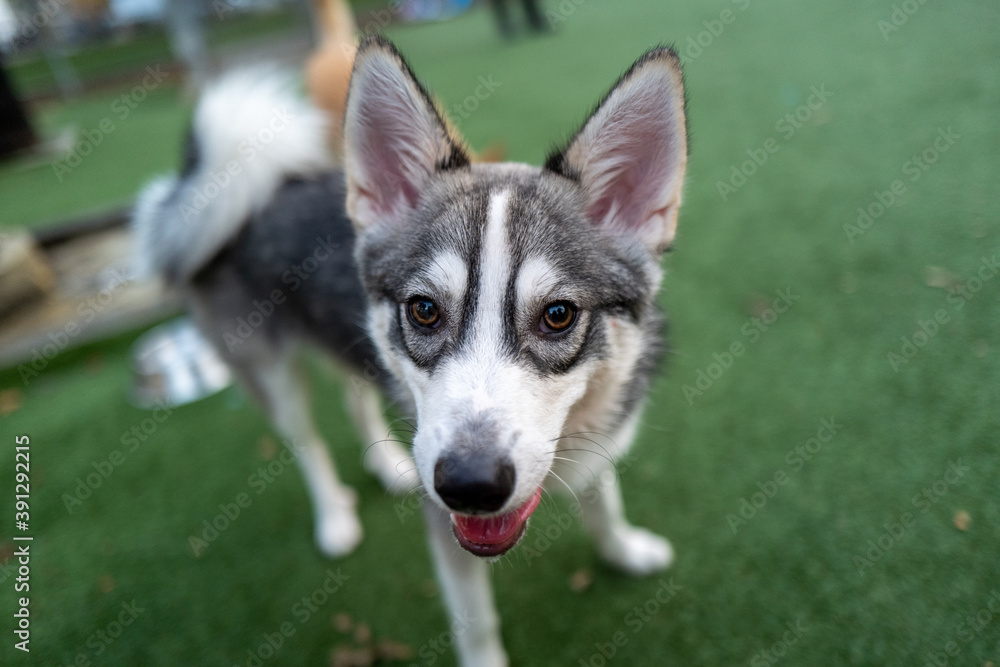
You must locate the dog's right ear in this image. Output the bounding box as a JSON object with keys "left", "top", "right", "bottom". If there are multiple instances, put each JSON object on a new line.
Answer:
{"left": 343, "top": 36, "right": 469, "bottom": 231}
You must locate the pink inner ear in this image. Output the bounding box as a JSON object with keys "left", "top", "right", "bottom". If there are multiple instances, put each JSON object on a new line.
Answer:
{"left": 355, "top": 114, "right": 425, "bottom": 217}
{"left": 585, "top": 87, "right": 680, "bottom": 234}
{"left": 350, "top": 65, "right": 438, "bottom": 220}
{"left": 360, "top": 120, "right": 422, "bottom": 214}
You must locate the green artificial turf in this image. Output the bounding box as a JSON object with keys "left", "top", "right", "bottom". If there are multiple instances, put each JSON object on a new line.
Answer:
{"left": 2, "top": 1, "right": 999, "bottom": 665}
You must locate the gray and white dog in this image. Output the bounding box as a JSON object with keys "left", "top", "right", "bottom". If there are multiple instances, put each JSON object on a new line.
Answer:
{"left": 134, "top": 36, "right": 687, "bottom": 667}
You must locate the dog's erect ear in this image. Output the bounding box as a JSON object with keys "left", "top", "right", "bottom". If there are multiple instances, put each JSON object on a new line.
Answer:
{"left": 545, "top": 47, "right": 688, "bottom": 253}
{"left": 343, "top": 36, "right": 469, "bottom": 230}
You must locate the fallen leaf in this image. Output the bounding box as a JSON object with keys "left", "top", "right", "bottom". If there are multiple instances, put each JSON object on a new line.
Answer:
{"left": 420, "top": 579, "right": 438, "bottom": 598}
{"left": 376, "top": 639, "right": 414, "bottom": 661}
{"left": 569, "top": 568, "right": 594, "bottom": 593}
{"left": 354, "top": 623, "right": 371, "bottom": 644}
{"left": 333, "top": 613, "right": 353, "bottom": 633}
{"left": 954, "top": 510, "right": 971, "bottom": 532}
{"left": 86, "top": 353, "right": 104, "bottom": 375}
{"left": 330, "top": 646, "right": 374, "bottom": 667}
{"left": 98, "top": 574, "right": 115, "bottom": 593}
{"left": 973, "top": 339, "right": 988, "bottom": 358}
{"left": 258, "top": 435, "right": 277, "bottom": 461}
{"left": 745, "top": 294, "right": 771, "bottom": 318}
{"left": 0, "top": 389, "right": 22, "bottom": 416}
{"left": 925, "top": 266, "right": 961, "bottom": 292}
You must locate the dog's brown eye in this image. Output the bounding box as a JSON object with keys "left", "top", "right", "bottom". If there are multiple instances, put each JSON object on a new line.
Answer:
{"left": 407, "top": 298, "right": 441, "bottom": 329}
{"left": 540, "top": 302, "right": 577, "bottom": 333}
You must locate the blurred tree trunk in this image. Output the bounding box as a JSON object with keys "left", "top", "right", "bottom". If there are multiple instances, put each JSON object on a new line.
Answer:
{"left": 0, "top": 56, "right": 38, "bottom": 159}
{"left": 165, "top": 0, "right": 211, "bottom": 89}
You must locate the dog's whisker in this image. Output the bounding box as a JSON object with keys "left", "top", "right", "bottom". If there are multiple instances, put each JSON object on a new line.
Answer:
{"left": 557, "top": 430, "right": 620, "bottom": 456}
{"left": 548, "top": 445, "right": 619, "bottom": 475}
{"left": 551, "top": 456, "right": 598, "bottom": 486}
{"left": 546, "top": 470, "right": 579, "bottom": 504}
{"left": 537, "top": 487, "right": 561, "bottom": 516}
{"left": 548, "top": 432, "right": 620, "bottom": 458}
{"left": 549, "top": 435, "right": 623, "bottom": 480}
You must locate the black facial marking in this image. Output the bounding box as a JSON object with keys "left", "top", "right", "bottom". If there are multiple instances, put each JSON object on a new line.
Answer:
{"left": 358, "top": 164, "right": 660, "bottom": 384}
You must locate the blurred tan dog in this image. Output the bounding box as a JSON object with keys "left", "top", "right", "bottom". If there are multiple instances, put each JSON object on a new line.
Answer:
{"left": 304, "top": 0, "right": 356, "bottom": 156}
{"left": 305, "top": 0, "right": 504, "bottom": 161}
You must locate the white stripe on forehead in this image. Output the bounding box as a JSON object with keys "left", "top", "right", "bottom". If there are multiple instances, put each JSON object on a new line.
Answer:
{"left": 470, "top": 189, "right": 512, "bottom": 353}
{"left": 416, "top": 250, "right": 467, "bottom": 299}
{"left": 516, "top": 256, "right": 562, "bottom": 307}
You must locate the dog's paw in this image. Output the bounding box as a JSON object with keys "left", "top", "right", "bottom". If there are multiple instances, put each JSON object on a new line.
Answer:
{"left": 460, "top": 643, "right": 508, "bottom": 667}
{"left": 314, "top": 490, "right": 364, "bottom": 558}
{"left": 601, "top": 526, "right": 674, "bottom": 576}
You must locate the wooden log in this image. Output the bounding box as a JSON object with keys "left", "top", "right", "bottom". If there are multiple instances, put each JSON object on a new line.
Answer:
{"left": 0, "top": 231, "right": 55, "bottom": 318}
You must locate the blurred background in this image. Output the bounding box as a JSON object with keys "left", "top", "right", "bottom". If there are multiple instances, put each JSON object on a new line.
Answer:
{"left": 1, "top": 0, "right": 998, "bottom": 665}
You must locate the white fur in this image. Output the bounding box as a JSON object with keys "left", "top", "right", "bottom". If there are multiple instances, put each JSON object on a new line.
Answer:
{"left": 474, "top": 191, "right": 512, "bottom": 354}
{"left": 515, "top": 256, "right": 562, "bottom": 313}
{"left": 131, "top": 175, "right": 180, "bottom": 281}
{"left": 351, "top": 44, "right": 684, "bottom": 667}
{"left": 133, "top": 67, "right": 331, "bottom": 282}
{"left": 415, "top": 250, "right": 468, "bottom": 301}
{"left": 250, "top": 353, "right": 362, "bottom": 558}
{"left": 398, "top": 192, "right": 594, "bottom": 513}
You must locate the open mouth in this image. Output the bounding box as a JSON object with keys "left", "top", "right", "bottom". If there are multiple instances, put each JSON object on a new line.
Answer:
{"left": 451, "top": 488, "right": 542, "bottom": 557}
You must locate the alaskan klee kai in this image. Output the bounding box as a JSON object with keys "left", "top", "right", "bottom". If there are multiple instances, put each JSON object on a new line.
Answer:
{"left": 134, "top": 35, "right": 688, "bottom": 666}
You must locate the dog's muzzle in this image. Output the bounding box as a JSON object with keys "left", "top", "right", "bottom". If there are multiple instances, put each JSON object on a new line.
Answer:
{"left": 433, "top": 451, "right": 542, "bottom": 557}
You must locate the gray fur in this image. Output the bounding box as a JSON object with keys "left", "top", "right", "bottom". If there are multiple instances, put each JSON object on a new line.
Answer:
{"left": 135, "top": 35, "right": 688, "bottom": 667}
{"left": 356, "top": 163, "right": 664, "bottom": 411}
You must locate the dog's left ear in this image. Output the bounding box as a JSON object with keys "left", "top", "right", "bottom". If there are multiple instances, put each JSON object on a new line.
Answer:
{"left": 343, "top": 35, "right": 469, "bottom": 231}
{"left": 545, "top": 47, "right": 688, "bottom": 254}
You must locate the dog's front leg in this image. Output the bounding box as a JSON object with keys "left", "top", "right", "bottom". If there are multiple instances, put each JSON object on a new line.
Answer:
{"left": 423, "top": 502, "right": 508, "bottom": 667}
{"left": 580, "top": 463, "right": 674, "bottom": 577}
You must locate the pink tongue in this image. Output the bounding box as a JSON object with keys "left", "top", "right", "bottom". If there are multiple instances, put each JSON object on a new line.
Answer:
{"left": 452, "top": 488, "right": 542, "bottom": 546}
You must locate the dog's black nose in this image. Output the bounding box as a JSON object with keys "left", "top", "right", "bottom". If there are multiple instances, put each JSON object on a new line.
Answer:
{"left": 434, "top": 454, "right": 515, "bottom": 514}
